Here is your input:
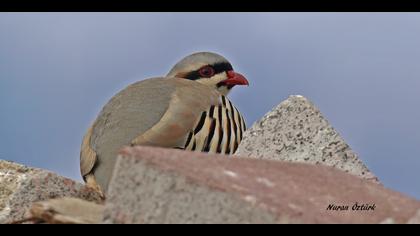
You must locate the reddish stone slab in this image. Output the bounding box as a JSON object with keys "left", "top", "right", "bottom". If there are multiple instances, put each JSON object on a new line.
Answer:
{"left": 103, "top": 146, "right": 420, "bottom": 224}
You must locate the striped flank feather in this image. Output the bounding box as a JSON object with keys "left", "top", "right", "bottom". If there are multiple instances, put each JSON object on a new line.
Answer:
{"left": 183, "top": 95, "right": 246, "bottom": 155}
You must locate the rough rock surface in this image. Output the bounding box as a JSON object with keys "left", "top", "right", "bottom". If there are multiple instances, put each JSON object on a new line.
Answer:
{"left": 28, "top": 197, "right": 104, "bottom": 224}
{"left": 0, "top": 160, "right": 102, "bottom": 224}
{"left": 103, "top": 146, "right": 420, "bottom": 224}
{"left": 235, "top": 95, "right": 378, "bottom": 183}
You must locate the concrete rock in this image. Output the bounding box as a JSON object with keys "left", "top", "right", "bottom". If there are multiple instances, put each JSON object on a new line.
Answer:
{"left": 29, "top": 197, "right": 104, "bottom": 224}
{"left": 235, "top": 95, "right": 378, "bottom": 183}
{"left": 407, "top": 209, "right": 420, "bottom": 224}
{"left": 103, "top": 146, "right": 420, "bottom": 224}
{"left": 0, "top": 160, "right": 102, "bottom": 224}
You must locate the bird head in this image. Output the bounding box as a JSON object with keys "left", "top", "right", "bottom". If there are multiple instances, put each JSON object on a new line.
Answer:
{"left": 167, "top": 52, "right": 249, "bottom": 96}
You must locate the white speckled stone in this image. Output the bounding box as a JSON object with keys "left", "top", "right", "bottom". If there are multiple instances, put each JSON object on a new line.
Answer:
{"left": 235, "top": 95, "right": 379, "bottom": 183}
{"left": 0, "top": 160, "right": 102, "bottom": 224}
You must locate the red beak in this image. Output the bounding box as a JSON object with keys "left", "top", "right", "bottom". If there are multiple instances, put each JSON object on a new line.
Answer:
{"left": 223, "top": 71, "right": 249, "bottom": 86}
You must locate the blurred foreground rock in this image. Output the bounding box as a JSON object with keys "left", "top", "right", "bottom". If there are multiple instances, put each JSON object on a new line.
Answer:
{"left": 28, "top": 197, "right": 104, "bottom": 224}
{"left": 407, "top": 209, "right": 420, "bottom": 224}
{"left": 235, "top": 95, "right": 379, "bottom": 183}
{"left": 0, "top": 160, "right": 102, "bottom": 224}
{"left": 103, "top": 146, "right": 420, "bottom": 224}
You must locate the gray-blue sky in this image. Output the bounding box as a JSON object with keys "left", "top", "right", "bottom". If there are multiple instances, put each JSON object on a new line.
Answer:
{"left": 1, "top": 13, "right": 419, "bottom": 199}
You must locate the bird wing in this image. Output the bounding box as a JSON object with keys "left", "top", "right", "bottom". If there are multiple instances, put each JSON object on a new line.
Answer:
{"left": 80, "top": 77, "right": 220, "bottom": 187}
{"left": 80, "top": 125, "right": 97, "bottom": 177}
{"left": 130, "top": 78, "right": 221, "bottom": 147}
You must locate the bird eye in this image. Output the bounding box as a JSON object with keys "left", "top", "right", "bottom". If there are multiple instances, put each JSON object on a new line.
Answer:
{"left": 198, "top": 66, "right": 215, "bottom": 78}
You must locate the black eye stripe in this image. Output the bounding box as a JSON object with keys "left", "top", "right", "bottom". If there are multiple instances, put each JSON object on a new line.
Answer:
{"left": 213, "top": 62, "right": 233, "bottom": 74}
{"left": 184, "top": 62, "right": 233, "bottom": 80}
{"left": 184, "top": 71, "right": 200, "bottom": 80}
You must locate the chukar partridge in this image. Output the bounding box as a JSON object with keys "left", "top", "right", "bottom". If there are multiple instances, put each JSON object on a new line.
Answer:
{"left": 80, "top": 52, "right": 249, "bottom": 196}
